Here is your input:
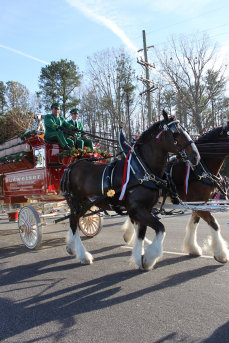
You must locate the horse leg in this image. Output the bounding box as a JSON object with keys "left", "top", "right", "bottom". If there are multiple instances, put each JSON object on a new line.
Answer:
{"left": 132, "top": 223, "right": 146, "bottom": 268}
{"left": 197, "top": 211, "right": 229, "bottom": 263}
{"left": 183, "top": 212, "right": 202, "bottom": 256}
{"left": 123, "top": 217, "right": 135, "bottom": 244}
{"left": 66, "top": 215, "right": 77, "bottom": 256}
{"left": 122, "top": 217, "right": 152, "bottom": 245}
{"left": 129, "top": 209, "right": 165, "bottom": 270}
{"left": 143, "top": 222, "right": 166, "bottom": 270}
{"left": 66, "top": 214, "right": 93, "bottom": 264}
{"left": 74, "top": 226, "right": 94, "bottom": 264}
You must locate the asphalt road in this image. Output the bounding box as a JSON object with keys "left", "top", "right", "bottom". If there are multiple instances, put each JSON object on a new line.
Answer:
{"left": 0, "top": 210, "right": 229, "bottom": 343}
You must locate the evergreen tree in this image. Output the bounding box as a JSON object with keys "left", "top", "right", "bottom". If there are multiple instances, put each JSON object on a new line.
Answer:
{"left": 39, "top": 59, "right": 81, "bottom": 117}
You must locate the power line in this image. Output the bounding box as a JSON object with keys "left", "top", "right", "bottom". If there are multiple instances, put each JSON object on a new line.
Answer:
{"left": 150, "top": 27, "right": 229, "bottom": 51}
{"left": 133, "top": 4, "right": 229, "bottom": 40}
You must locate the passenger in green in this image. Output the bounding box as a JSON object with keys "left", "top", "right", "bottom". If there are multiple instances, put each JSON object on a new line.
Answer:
{"left": 68, "top": 108, "right": 93, "bottom": 151}
{"left": 44, "top": 103, "right": 74, "bottom": 150}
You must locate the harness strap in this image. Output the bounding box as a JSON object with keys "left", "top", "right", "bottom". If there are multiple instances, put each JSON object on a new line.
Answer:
{"left": 101, "top": 160, "right": 117, "bottom": 195}
{"left": 192, "top": 161, "right": 228, "bottom": 198}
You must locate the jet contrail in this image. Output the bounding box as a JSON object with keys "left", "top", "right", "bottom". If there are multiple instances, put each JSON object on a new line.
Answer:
{"left": 0, "top": 44, "right": 49, "bottom": 64}
{"left": 66, "top": 0, "right": 138, "bottom": 55}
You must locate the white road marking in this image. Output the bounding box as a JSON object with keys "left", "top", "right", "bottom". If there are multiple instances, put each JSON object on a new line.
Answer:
{"left": 120, "top": 245, "right": 214, "bottom": 259}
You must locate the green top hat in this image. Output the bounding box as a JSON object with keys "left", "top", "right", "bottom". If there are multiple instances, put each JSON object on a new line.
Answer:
{"left": 70, "top": 108, "right": 79, "bottom": 114}
{"left": 51, "top": 102, "right": 61, "bottom": 109}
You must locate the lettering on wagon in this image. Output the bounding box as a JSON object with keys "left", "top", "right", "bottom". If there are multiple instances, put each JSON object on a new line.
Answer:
{"left": 6, "top": 174, "right": 42, "bottom": 184}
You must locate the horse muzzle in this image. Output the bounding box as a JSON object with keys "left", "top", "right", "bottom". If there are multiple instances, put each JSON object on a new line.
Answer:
{"left": 179, "top": 143, "right": 200, "bottom": 167}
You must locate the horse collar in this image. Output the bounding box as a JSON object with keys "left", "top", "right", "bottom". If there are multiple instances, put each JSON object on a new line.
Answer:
{"left": 118, "top": 130, "right": 167, "bottom": 191}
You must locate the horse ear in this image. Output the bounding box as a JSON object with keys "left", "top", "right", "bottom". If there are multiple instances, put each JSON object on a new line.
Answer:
{"left": 162, "top": 110, "right": 169, "bottom": 122}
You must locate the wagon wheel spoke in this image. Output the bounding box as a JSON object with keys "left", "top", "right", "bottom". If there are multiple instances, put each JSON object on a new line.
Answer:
{"left": 18, "top": 206, "right": 42, "bottom": 249}
{"left": 79, "top": 206, "right": 103, "bottom": 237}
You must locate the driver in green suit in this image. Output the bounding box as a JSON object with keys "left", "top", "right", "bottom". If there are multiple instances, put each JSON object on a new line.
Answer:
{"left": 44, "top": 103, "right": 74, "bottom": 150}
{"left": 68, "top": 108, "right": 93, "bottom": 151}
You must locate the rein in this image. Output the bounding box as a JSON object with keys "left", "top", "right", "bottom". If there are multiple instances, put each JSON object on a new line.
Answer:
{"left": 62, "top": 126, "right": 118, "bottom": 144}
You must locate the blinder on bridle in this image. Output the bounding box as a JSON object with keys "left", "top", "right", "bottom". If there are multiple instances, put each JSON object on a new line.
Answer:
{"left": 160, "top": 117, "right": 195, "bottom": 163}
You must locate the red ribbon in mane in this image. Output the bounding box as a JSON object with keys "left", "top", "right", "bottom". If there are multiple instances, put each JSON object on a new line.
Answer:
{"left": 155, "top": 130, "right": 164, "bottom": 142}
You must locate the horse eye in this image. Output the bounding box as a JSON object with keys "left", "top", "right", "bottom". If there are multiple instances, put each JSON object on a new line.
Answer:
{"left": 174, "top": 140, "right": 177, "bottom": 145}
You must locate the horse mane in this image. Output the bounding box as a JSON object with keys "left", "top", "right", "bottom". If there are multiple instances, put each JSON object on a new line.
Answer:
{"left": 137, "top": 121, "right": 162, "bottom": 145}
{"left": 195, "top": 126, "right": 224, "bottom": 144}
{"left": 195, "top": 125, "right": 229, "bottom": 157}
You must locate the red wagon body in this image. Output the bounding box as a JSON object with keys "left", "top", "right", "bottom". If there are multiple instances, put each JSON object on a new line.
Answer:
{"left": 0, "top": 133, "right": 104, "bottom": 248}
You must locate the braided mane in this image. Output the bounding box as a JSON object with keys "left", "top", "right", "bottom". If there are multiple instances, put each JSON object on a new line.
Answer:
{"left": 137, "top": 121, "right": 163, "bottom": 145}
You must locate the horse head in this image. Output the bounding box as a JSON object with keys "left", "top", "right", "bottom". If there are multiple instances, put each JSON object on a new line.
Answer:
{"left": 159, "top": 110, "right": 200, "bottom": 166}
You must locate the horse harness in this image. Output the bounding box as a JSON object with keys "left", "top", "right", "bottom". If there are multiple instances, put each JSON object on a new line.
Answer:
{"left": 191, "top": 161, "right": 228, "bottom": 199}
{"left": 75, "top": 131, "right": 180, "bottom": 217}
{"left": 102, "top": 118, "right": 196, "bottom": 201}
{"left": 168, "top": 157, "right": 228, "bottom": 199}
{"left": 59, "top": 122, "right": 194, "bottom": 220}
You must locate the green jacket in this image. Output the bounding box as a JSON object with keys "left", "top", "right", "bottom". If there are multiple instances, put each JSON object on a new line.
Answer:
{"left": 68, "top": 119, "right": 85, "bottom": 137}
{"left": 44, "top": 114, "right": 74, "bottom": 136}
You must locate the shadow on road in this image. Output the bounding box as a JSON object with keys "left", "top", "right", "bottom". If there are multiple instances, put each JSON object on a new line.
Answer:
{"left": 201, "top": 321, "right": 229, "bottom": 343}
{"left": 0, "top": 252, "right": 223, "bottom": 342}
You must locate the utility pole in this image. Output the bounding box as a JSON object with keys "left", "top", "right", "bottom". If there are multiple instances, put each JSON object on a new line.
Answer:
{"left": 137, "top": 30, "right": 156, "bottom": 127}
{"left": 143, "top": 30, "right": 152, "bottom": 126}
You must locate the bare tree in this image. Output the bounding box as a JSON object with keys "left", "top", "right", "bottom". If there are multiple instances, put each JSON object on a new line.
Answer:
{"left": 81, "top": 48, "right": 137, "bottom": 152}
{"left": 154, "top": 33, "right": 228, "bottom": 134}
{"left": 0, "top": 109, "right": 33, "bottom": 143}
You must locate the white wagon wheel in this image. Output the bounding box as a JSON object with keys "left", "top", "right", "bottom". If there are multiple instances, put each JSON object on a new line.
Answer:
{"left": 18, "top": 205, "right": 42, "bottom": 249}
{"left": 79, "top": 206, "right": 103, "bottom": 237}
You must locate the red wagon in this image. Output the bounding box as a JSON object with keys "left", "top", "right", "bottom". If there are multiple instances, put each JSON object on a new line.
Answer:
{"left": 0, "top": 132, "right": 103, "bottom": 249}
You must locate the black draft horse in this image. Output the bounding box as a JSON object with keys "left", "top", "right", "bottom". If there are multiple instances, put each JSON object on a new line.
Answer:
{"left": 61, "top": 110, "right": 200, "bottom": 270}
{"left": 124, "top": 123, "right": 229, "bottom": 264}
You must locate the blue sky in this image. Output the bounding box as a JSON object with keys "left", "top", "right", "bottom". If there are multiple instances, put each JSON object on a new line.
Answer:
{"left": 1, "top": 0, "right": 229, "bottom": 95}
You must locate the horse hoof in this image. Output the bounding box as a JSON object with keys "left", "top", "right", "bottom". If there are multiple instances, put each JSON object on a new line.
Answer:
{"left": 66, "top": 246, "right": 76, "bottom": 256}
{"left": 80, "top": 258, "right": 93, "bottom": 265}
{"left": 80, "top": 252, "right": 94, "bottom": 265}
{"left": 214, "top": 256, "right": 228, "bottom": 264}
{"left": 139, "top": 255, "right": 151, "bottom": 271}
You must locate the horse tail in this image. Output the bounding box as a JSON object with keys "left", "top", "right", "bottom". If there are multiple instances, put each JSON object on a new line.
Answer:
{"left": 60, "top": 168, "right": 71, "bottom": 196}
{"left": 60, "top": 159, "right": 83, "bottom": 196}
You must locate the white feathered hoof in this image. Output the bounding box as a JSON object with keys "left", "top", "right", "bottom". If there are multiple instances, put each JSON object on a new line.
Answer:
{"left": 80, "top": 252, "right": 94, "bottom": 265}
{"left": 214, "top": 254, "right": 228, "bottom": 264}
{"left": 140, "top": 255, "right": 158, "bottom": 271}
{"left": 188, "top": 250, "right": 202, "bottom": 257}
{"left": 183, "top": 244, "right": 202, "bottom": 257}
